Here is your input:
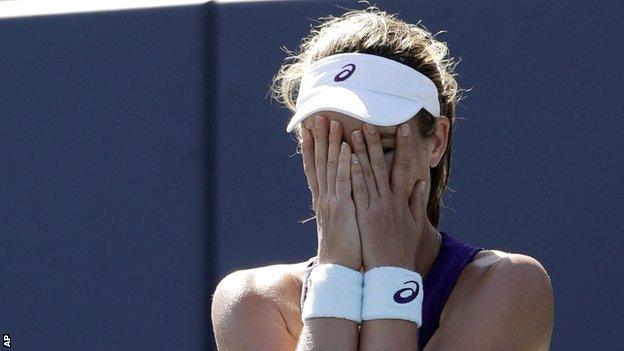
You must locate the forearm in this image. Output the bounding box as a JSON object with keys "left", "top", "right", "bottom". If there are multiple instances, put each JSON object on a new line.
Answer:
{"left": 359, "top": 261, "right": 423, "bottom": 351}
{"left": 295, "top": 317, "right": 359, "bottom": 351}
{"left": 358, "top": 319, "right": 418, "bottom": 351}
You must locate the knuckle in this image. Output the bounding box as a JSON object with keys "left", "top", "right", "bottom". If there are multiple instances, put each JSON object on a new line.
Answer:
{"left": 326, "top": 160, "right": 337, "bottom": 171}
{"left": 363, "top": 168, "right": 374, "bottom": 178}
{"left": 374, "top": 159, "right": 386, "bottom": 169}
{"left": 399, "top": 160, "right": 411, "bottom": 172}
{"left": 336, "top": 174, "right": 347, "bottom": 183}
{"left": 368, "top": 139, "right": 381, "bottom": 149}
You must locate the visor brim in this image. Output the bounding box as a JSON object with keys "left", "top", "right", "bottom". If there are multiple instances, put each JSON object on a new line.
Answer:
{"left": 286, "top": 86, "right": 425, "bottom": 133}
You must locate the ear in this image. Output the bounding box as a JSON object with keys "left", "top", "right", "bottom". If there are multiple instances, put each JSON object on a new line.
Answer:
{"left": 429, "top": 115, "right": 450, "bottom": 168}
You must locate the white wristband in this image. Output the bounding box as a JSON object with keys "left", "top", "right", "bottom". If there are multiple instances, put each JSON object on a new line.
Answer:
{"left": 301, "top": 263, "right": 363, "bottom": 324}
{"left": 361, "top": 266, "right": 423, "bottom": 326}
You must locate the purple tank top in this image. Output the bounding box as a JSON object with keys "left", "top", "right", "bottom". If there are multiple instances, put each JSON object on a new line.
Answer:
{"left": 299, "top": 230, "right": 484, "bottom": 349}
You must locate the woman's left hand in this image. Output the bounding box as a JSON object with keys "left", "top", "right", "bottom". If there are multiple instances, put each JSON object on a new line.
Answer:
{"left": 349, "top": 122, "right": 429, "bottom": 272}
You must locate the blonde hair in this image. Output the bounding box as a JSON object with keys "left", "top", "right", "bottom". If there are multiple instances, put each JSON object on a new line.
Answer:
{"left": 269, "top": 5, "right": 466, "bottom": 228}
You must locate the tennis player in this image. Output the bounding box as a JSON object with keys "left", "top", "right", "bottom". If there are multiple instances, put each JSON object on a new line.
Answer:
{"left": 212, "top": 6, "right": 553, "bottom": 350}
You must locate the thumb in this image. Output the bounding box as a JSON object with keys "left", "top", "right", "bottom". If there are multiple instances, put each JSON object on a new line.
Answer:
{"left": 409, "top": 180, "right": 427, "bottom": 219}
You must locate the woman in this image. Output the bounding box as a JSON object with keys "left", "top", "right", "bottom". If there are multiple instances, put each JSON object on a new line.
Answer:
{"left": 212, "top": 6, "right": 553, "bottom": 350}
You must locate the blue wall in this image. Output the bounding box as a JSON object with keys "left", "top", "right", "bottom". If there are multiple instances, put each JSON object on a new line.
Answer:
{"left": 1, "top": 1, "right": 622, "bottom": 350}
{"left": 0, "top": 3, "right": 217, "bottom": 350}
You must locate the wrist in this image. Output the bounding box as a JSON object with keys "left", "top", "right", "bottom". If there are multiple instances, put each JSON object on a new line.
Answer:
{"left": 361, "top": 266, "right": 423, "bottom": 326}
{"left": 301, "top": 263, "right": 364, "bottom": 324}
{"left": 365, "top": 259, "right": 416, "bottom": 272}
{"left": 318, "top": 254, "right": 361, "bottom": 271}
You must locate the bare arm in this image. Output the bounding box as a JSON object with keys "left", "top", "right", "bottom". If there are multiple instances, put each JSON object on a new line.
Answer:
{"left": 296, "top": 116, "right": 363, "bottom": 350}
{"left": 211, "top": 268, "right": 360, "bottom": 351}
{"left": 347, "top": 121, "right": 428, "bottom": 350}
{"left": 211, "top": 270, "right": 298, "bottom": 350}
{"left": 424, "top": 254, "right": 554, "bottom": 350}
{"left": 296, "top": 318, "right": 359, "bottom": 351}
{"left": 356, "top": 254, "right": 553, "bottom": 351}
{"left": 359, "top": 319, "right": 418, "bottom": 351}
{"left": 346, "top": 120, "right": 553, "bottom": 349}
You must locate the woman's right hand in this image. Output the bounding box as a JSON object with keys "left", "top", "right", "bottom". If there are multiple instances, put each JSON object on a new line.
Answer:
{"left": 301, "top": 115, "right": 362, "bottom": 271}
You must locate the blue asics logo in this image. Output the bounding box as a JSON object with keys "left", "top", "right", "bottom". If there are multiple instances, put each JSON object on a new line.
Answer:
{"left": 334, "top": 64, "right": 356, "bottom": 82}
{"left": 393, "top": 280, "right": 420, "bottom": 304}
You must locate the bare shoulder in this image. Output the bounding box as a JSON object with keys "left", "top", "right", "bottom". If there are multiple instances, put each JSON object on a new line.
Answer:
{"left": 434, "top": 249, "right": 554, "bottom": 349}
{"left": 443, "top": 249, "right": 553, "bottom": 322}
{"left": 467, "top": 249, "right": 552, "bottom": 289}
{"left": 211, "top": 260, "right": 312, "bottom": 343}
{"left": 472, "top": 250, "right": 553, "bottom": 302}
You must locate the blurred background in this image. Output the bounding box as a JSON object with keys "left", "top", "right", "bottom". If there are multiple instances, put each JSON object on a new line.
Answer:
{"left": 1, "top": 0, "right": 622, "bottom": 350}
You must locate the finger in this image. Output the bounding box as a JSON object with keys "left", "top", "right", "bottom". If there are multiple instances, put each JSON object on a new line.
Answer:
{"left": 326, "top": 120, "right": 341, "bottom": 196}
{"left": 409, "top": 180, "right": 428, "bottom": 220}
{"left": 391, "top": 123, "right": 418, "bottom": 199}
{"left": 350, "top": 129, "right": 379, "bottom": 201}
{"left": 301, "top": 127, "right": 319, "bottom": 202}
{"left": 335, "top": 142, "right": 351, "bottom": 200}
{"left": 350, "top": 153, "right": 369, "bottom": 209}
{"left": 311, "top": 115, "right": 328, "bottom": 194}
{"left": 362, "top": 123, "right": 392, "bottom": 197}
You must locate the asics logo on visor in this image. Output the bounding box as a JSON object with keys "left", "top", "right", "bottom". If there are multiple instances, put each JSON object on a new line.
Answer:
{"left": 334, "top": 64, "right": 356, "bottom": 82}
{"left": 393, "top": 280, "right": 420, "bottom": 304}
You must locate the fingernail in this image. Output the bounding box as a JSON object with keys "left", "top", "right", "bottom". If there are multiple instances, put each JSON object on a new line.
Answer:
{"left": 353, "top": 130, "right": 363, "bottom": 143}
{"left": 330, "top": 120, "right": 337, "bottom": 133}
{"left": 401, "top": 123, "right": 410, "bottom": 137}
{"left": 365, "top": 123, "right": 376, "bottom": 134}
{"left": 315, "top": 115, "right": 322, "bottom": 128}
{"left": 351, "top": 153, "right": 359, "bottom": 164}
{"left": 340, "top": 141, "right": 347, "bottom": 151}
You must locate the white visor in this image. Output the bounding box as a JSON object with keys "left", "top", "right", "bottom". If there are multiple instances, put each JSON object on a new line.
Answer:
{"left": 285, "top": 52, "right": 441, "bottom": 133}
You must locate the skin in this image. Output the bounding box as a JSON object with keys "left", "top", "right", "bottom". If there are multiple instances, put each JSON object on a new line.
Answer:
{"left": 300, "top": 111, "right": 446, "bottom": 275}
{"left": 210, "top": 111, "right": 554, "bottom": 350}
{"left": 295, "top": 112, "right": 445, "bottom": 351}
